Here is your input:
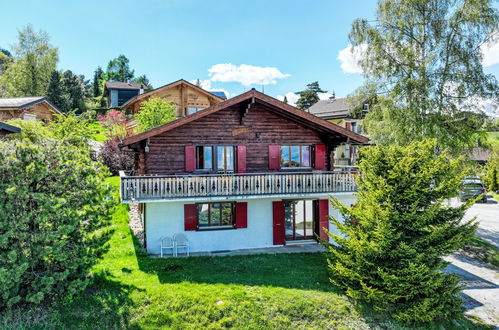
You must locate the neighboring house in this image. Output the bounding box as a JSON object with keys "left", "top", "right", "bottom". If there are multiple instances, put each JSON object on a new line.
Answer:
{"left": 0, "top": 122, "right": 21, "bottom": 137}
{"left": 119, "top": 89, "right": 368, "bottom": 255}
{"left": 470, "top": 147, "right": 490, "bottom": 165}
{"left": 104, "top": 81, "right": 147, "bottom": 108}
{"left": 309, "top": 96, "right": 368, "bottom": 166}
{"left": 0, "top": 97, "right": 62, "bottom": 122}
{"left": 121, "top": 79, "right": 226, "bottom": 117}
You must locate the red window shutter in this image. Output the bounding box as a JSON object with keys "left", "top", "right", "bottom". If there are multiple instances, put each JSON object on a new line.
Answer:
{"left": 268, "top": 145, "right": 281, "bottom": 170}
{"left": 345, "top": 122, "right": 352, "bottom": 130}
{"left": 185, "top": 146, "right": 196, "bottom": 172}
{"left": 235, "top": 202, "right": 248, "bottom": 228}
{"left": 237, "top": 145, "right": 247, "bottom": 173}
{"left": 318, "top": 199, "right": 329, "bottom": 240}
{"left": 184, "top": 204, "right": 197, "bottom": 231}
{"left": 272, "top": 201, "right": 285, "bottom": 245}
{"left": 314, "top": 144, "right": 326, "bottom": 169}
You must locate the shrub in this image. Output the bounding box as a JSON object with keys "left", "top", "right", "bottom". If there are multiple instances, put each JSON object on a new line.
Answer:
{"left": 135, "top": 97, "right": 176, "bottom": 132}
{"left": 97, "top": 109, "right": 128, "bottom": 138}
{"left": 98, "top": 137, "right": 134, "bottom": 175}
{"left": 483, "top": 147, "right": 499, "bottom": 192}
{"left": 0, "top": 138, "right": 115, "bottom": 308}
{"left": 326, "top": 139, "right": 477, "bottom": 322}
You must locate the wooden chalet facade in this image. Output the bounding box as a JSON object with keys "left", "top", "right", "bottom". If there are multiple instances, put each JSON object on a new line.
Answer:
{"left": 0, "top": 97, "right": 61, "bottom": 122}
{"left": 120, "top": 89, "right": 368, "bottom": 254}
{"left": 121, "top": 79, "right": 225, "bottom": 118}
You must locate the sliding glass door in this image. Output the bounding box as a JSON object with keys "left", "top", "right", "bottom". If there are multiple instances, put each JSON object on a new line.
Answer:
{"left": 284, "top": 200, "right": 317, "bottom": 240}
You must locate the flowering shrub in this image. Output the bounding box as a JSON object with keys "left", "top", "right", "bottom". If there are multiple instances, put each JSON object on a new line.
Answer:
{"left": 97, "top": 109, "right": 128, "bottom": 138}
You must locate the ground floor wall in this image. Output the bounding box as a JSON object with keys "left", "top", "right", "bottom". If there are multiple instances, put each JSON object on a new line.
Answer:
{"left": 144, "top": 194, "right": 356, "bottom": 254}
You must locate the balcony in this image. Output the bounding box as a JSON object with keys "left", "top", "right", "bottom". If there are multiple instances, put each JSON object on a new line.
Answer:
{"left": 119, "top": 171, "right": 359, "bottom": 203}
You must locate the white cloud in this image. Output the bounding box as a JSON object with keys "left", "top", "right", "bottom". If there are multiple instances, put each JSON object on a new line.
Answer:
{"left": 208, "top": 63, "right": 291, "bottom": 86}
{"left": 481, "top": 33, "right": 499, "bottom": 67}
{"left": 190, "top": 79, "right": 234, "bottom": 99}
{"left": 319, "top": 92, "right": 334, "bottom": 100}
{"left": 337, "top": 44, "right": 368, "bottom": 74}
{"left": 277, "top": 92, "right": 299, "bottom": 106}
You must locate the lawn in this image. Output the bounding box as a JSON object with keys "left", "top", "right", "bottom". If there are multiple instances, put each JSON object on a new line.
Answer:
{"left": 0, "top": 178, "right": 492, "bottom": 329}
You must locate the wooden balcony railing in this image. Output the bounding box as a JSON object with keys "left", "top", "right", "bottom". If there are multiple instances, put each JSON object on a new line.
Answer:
{"left": 119, "top": 171, "right": 359, "bottom": 203}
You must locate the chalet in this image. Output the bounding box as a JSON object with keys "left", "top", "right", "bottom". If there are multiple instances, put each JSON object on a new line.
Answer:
{"left": 121, "top": 79, "right": 226, "bottom": 118}
{"left": 120, "top": 89, "right": 368, "bottom": 255}
{"left": 0, "top": 97, "right": 62, "bottom": 122}
{"left": 309, "top": 97, "right": 369, "bottom": 166}
{"left": 0, "top": 122, "right": 21, "bottom": 137}
{"left": 104, "top": 81, "right": 147, "bottom": 108}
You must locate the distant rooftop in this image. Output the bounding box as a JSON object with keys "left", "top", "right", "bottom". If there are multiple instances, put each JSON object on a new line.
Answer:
{"left": 0, "top": 96, "right": 46, "bottom": 108}
{"left": 0, "top": 122, "right": 21, "bottom": 133}
{"left": 210, "top": 91, "right": 227, "bottom": 100}
{"left": 308, "top": 97, "right": 352, "bottom": 119}
{"left": 104, "top": 81, "right": 146, "bottom": 90}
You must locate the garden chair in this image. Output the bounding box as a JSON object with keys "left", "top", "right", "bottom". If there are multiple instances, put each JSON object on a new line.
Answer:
{"left": 173, "top": 233, "right": 190, "bottom": 257}
{"left": 160, "top": 236, "right": 174, "bottom": 257}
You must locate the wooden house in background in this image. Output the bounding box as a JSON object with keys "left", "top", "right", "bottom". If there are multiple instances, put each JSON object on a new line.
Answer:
{"left": 0, "top": 97, "right": 62, "bottom": 122}
{"left": 121, "top": 79, "right": 226, "bottom": 118}
{"left": 104, "top": 81, "right": 147, "bottom": 108}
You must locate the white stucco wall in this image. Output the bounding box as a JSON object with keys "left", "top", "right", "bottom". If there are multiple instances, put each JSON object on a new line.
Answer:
{"left": 144, "top": 194, "right": 357, "bottom": 254}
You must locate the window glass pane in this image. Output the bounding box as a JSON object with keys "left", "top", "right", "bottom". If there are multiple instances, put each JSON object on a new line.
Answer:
{"left": 188, "top": 107, "right": 197, "bottom": 115}
{"left": 284, "top": 201, "right": 294, "bottom": 237}
{"left": 305, "top": 200, "right": 314, "bottom": 236}
{"left": 226, "top": 147, "right": 234, "bottom": 171}
{"left": 221, "top": 203, "right": 233, "bottom": 225}
{"left": 198, "top": 204, "right": 209, "bottom": 227}
{"left": 294, "top": 200, "right": 305, "bottom": 238}
{"left": 211, "top": 203, "right": 221, "bottom": 226}
{"left": 196, "top": 146, "right": 203, "bottom": 169}
{"left": 204, "top": 147, "right": 212, "bottom": 169}
{"left": 217, "top": 147, "right": 225, "bottom": 171}
{"left": 281, "top": 146, "right": 290, "bottom": 167}
{"left": 291, "top": 146, "right": 300, "bottom": 167}
{"left": 302, "top": 146, "right": 310, "bottom": 167}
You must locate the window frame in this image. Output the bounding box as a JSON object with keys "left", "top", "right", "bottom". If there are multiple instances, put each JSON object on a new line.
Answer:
{"left": 195, "top": 144, "right": 237, "bottom": 173}
{"left": 196, "top": 202, "right": 236, "bottom": 230}
{"left": 279, "top": 145, "right": 312, "bottom": 169}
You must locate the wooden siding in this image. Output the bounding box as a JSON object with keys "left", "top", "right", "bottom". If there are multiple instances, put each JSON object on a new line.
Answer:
{"left": 125, "top": 83, "right": 222, "bottom": 117}
{"left": 138, "top": 102, "right": 334, "bottom": 175}
{"left": 0, "top": 102, "right": 58, "bottom": 122}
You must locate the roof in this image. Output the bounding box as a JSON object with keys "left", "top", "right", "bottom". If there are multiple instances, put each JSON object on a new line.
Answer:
{"left": 210, "top": 91, "right": 227, "bottom": 100}
{"left": 308, "top": 97, "right": 352, "bottom": 119}
{"left": 0, "top": 122, "right": 21, "bottom": 133}
{"left": 104, "top": 81, "right": 146, "bottom": 90}
{"left": 0, "top": 97, "right": 62, "bottom": 114}
{"left": 121, "top": 79, "right": 226, "bottom": 109}
{"left": 123, "top": 89, "right": 369, "bottom": 146}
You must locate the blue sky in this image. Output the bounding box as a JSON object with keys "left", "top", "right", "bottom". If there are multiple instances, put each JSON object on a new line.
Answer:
{"left": 1, "top": 0, "right": 498, "bottom": 104}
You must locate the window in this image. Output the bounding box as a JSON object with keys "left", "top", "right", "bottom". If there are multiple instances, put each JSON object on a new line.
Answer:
{"left": 188, "top": 107, "right": 205, "bottom": 115}
{"left": 280, "top": 145, "right": 311, "bottom": 168}
{"left": 197, "top": 202, "right": 235, "bottom": 229}
{"left": 196, "top": 145, "right": 235, "bottom": 172}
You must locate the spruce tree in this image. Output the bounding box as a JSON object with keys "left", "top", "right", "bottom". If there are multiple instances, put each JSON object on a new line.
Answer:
{"left": 92, "top": 66, "right": 103, "bottom": 97}
{"left": 295, "top": 82, "right": 326, "bottom": 110}
{"left": 283, "top": 96, "right": 288, "bottom": 104}
{"left": 46, "top": 70, "right": 64, "bottom": 109}
{"left": 326, "top": 139, "right": 477, "bottom": 322}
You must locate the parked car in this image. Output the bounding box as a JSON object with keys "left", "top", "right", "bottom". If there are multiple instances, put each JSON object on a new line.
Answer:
{"left": 459, "top": 179, "right": 487, "bottom": 203}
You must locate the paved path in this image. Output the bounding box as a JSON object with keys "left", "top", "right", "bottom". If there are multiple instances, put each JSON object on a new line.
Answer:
{"left": 446, "top": 196, "right": 499, "bottom": 326}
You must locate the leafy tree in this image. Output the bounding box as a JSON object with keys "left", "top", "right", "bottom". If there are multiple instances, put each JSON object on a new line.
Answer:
{"left": 350, "top": 0, "right": 499, "bottom": 153}
{"left": 135, "top": 97, "right": 177, "bottom": 132}
{"left": 106, "top": 54, "right": 134, "bottom": 82}
{"left": 295, "top": 82, "right": 327, "bottom": 110}
{"left": 92, "top": 66, "right": 104, "bottom": 97}
{"left": 0, "top": 48, "right": 12, "bottom": 96}
{"left": 326, "top": 139, "right": 477, "bottom": 322}
{"left": 134, "top": 74, "right": 152, "bottom": 90}
{"left": 0, "top": 137, "right": 114, "bottom": 308}
{"left": 347, "top": 83, "right": 378, "bottom": 119}
{"left": 1, "top": 25, "right": 58, "bottom": 97}
{"left": 46, "top": 70, "right": 64, "bottom": 109}
{"left": 483, "top": 147, "right": 499, "bottom": 192}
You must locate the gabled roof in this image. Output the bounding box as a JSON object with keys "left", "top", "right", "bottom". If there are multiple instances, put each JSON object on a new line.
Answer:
{"left": 210, "top": 91, "right": 227, "bottom": 100}
{"left": 0, "top": 122, "right": 21, "bottom": 133}
{"left": 308, "top": 97, "right": 352, "bottom": 119}
{"left": 0, "top": 97, "right": 62, "bottom": 114}
{"left": 104, "top": 81, "right": 146, "bottom": 90}
{"left": 121, "top": 79, "right": 225, "bottom": 108}
{"left": 123, "top": 89, "right": 369, "bottom": 146}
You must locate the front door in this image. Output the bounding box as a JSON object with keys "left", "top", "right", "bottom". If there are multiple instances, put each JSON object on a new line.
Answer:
{"left": 284, "top": 200, "right": 317, "bottom": 240}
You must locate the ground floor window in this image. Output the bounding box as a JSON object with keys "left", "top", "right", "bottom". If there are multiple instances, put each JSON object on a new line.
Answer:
{"left": 197, "top": 202, "right": 235, "bottom": 229}
{"left": 284, "top": 200, "right": 316, "bottom": 240}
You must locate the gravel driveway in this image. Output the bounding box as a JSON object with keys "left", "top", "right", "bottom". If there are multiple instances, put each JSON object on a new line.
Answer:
{"left": 446, "top": 196, "right": 499, "bottom": 326}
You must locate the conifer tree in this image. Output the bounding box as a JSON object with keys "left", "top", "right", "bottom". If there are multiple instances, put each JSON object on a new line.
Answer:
{"left": 92, "top": 66, "right": 103, "bottom": 97}
{"left": 295, "top": 82, "right": 326, "bottom": 110}
{"left": 46, "top": 70, "right": 64, "bottom": 109}
{"left": 283, "top": 96, "right": 288, "bottom": 104}
{"left": 326, "top": 139, "right": 477, "bottom": 322}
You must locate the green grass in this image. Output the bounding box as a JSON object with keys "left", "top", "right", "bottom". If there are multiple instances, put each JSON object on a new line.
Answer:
{"left": 0, "top": 178, "right": 493, "bottom": 329}
{"left": 463, "top": 236, "right": 499, "bottom": 269}
{"left": 486, "top": 132, "right": 499, "bottom": 147}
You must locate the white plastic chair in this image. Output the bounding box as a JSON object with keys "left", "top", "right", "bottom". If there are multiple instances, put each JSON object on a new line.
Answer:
{"left": 173, "top": 233, "right": 190, "bottom": 257}
{"left": 160, "top": 236, "right": 174, "bottom": 258}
